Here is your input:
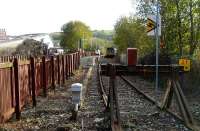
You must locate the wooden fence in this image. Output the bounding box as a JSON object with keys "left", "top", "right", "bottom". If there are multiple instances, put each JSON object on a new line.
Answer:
{"left": 0, "top": 51, "right": 92, "bottom": 123}
{"left": 0, "top": 55, "right": 29, "bottom": 63}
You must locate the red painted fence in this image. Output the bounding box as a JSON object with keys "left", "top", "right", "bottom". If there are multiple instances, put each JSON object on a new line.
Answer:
{"left": 0, "top": 51, "right": 89, "bottom": 123}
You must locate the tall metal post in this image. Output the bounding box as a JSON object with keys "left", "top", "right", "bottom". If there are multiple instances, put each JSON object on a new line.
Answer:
{"left": 155, "top": 0, "right": 160, "bottom": 97}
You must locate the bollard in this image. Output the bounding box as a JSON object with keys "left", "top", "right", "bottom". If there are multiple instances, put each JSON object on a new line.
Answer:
{"left": 71, "top": 83, "right": 82, "bottom": 107}
{"left": 71, "top": 83, "right": 82, "bottom": 121}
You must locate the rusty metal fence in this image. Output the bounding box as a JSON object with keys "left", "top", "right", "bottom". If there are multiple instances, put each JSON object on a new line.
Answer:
{"left": 0, "top": 51, "right": 95, "bottom": 123}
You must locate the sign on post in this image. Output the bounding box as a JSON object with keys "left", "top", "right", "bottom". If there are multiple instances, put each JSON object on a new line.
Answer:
{"left": 147, "top": 15, "right": 161, "bottom": 36}
{"left": 179, "top": 59, "right": 191, "bottom": 71}
{"left": 147, "top": 18, "right": 156, "bottom": 33}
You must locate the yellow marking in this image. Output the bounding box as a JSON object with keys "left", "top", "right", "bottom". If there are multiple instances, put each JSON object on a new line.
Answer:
{"left": 179, "top": 59, "right": 191, "bottom": 71}
{"left": 147, "top": 18, "right": 156, "bottom": 33}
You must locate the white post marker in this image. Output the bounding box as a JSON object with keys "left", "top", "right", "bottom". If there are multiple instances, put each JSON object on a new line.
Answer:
{"left": 71, "top": 83, "right": 83, "bottom": 107}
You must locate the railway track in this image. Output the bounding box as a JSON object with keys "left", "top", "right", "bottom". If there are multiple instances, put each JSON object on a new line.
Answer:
{"left": 98, "top": 64, "right": 192, "bottom": 131}
{"left": 79, "top": 66, "right": 110, "bottom": 131}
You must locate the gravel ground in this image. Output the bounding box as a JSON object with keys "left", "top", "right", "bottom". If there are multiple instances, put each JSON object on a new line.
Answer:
{"left": 0, "top": 56, "right": 194, "bottom": 131}
{"left": 101, "top": 75, "right": 191, "bottom": 131}
{"left": 125, "top": 75, "right": 200, "bottom": 127}
{"left": 0, "top": 56, "right": 97, "bottom": 131}
{"left": 77, "top": 67, "right": 109, "bottom": 131}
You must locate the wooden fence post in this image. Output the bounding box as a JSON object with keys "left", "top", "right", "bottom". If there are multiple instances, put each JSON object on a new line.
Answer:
{"left": 72, "top": 54, "right": 74, "bottom": 73}
{"left": 77, "top": 53, "right": 79, "bottom": 69}
{"left": 57, "top": 55, "right": 61, "bottom": 86}
{"left": 62, "top": 55, "right": 65, "bottom": 85}
{"left": 69, "top": 55, "right": 71, "bottom": 77}
{"left": 66, "top": 55, "right": 69, "bottom": 79}
{"left": 30, "top": 57, "right": 37, "bottom": 106}
{"left": 51, "top": 56, "right": 55, "bottom": 90}
{"left": 73, "top": 54, "right": 75, "bottom": 72}
{"left": 71, "top": 54, "right": 73, "bottom": 72}
{"left": 75, "top": 53, "right": 77, "bottom": 70}
{"left": 71, "top": 54, "right": 73, "bottom": 73}
{"left": 78, "top": 52, "right": 80, "bottom": 68}
{"left": 76, "top": 53, "right": 79, "bottom": 69}
{"left": 73, "top": 54, "right": 75, "bottom": 71}
{"left": 13, "top": 58, "right": 21, "bottom": 120}
{"left": 42, "top": 56, "right": 47, "bottom": 97}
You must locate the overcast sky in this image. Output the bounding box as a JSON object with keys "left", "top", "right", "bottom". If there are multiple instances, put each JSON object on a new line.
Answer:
{"left": 0, "top": 0, "right": 136, "bottom": 35}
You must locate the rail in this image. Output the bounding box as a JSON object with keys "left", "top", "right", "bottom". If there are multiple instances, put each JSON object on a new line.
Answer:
{"left": 99, "top": 63, "right": 200, "bottom": 131}
{"left": 97, "top": 63, "right": 122, "bottom": 131}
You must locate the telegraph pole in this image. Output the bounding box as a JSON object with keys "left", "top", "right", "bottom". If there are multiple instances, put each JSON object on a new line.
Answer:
{"left": 155, "top": 0, "right": 160, "bottom": 97}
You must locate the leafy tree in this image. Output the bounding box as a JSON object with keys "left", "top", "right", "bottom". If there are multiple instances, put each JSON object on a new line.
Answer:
{"left": 135, "top": 0, "right": 200, "bottom": 57}
{"left": 60, "top": 21, "right": 92, "bottom": 51}
{"left": 113, "top": 16, "right": 154, "bottom": 57}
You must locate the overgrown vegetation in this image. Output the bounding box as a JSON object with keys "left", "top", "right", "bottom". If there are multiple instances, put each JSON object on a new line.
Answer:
{"left": 130, "top": 0, "right": 200, "bottom": 90}
{"left": 113, "top": 16, "right": 154, "bottom": 57}
{"left": 13, "top": 39, "right": 46, "bottom": 57}
{"left": 136, "top": 0, "right": 200, "bottom": 58}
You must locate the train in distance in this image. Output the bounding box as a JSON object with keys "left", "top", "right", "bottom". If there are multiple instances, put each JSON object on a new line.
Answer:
{"left": 105, "top": 47, "right": 117, "bottom": 58}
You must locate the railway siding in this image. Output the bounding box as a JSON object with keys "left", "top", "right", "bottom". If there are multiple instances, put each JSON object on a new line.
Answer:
{"left": 115, "top": 76, "right": 190, "bottom": 130}
{"left": 124, "top": 75, "right": 200, "bottom": 128}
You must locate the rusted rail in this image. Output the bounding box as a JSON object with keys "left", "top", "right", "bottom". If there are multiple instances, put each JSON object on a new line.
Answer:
{"left": 97, "top": 64, "right": 108, "bottom": 107}
{"left": 97, "top": 63, "right": 122, "bottom": 131}
{"left": 120, "top": 75, "right": 200, "bottom": 131}
{"left": 99, "top": 63, "right": 200, "bottom": 131}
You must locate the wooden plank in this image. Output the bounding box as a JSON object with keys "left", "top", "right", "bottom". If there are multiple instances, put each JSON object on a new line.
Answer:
{"left": 13, "top": 58, "right": 21, "bottom": 120}
{"left": 66, "top": 55, "right": 69, "bottom": 79}
{"left": 18, "top": 60, "right": 30, "bottom": 66}
{"left": 0, "top": 62, "right": 13, "bottom": 69}
{"left": 57, "top": 55, "right": 61, "bottom": 86}
{"left": 173, "top": 80, "right": 190, "bottom": 125}
{"left": 1, "top": 108, "right": 15, "bottom": 123}
{"left": 175, "top": 80, "right": 194, "bottom": 125}
{"left": 161, "top": 79, "right": 173, "bottom": 109}
{"left": 30, "top": 57, "right": 36, "bottom": 107}
{"left": 42, "top": 56, "right": 47, "bottom": 97}
{"left": 69, "top": 55, "right": 71, "bottom": 76}
{"left": 51, "top": 56, "right": 55, "bottom": 90}
{"left": 62, "top": 55, "right": 65, "bottom": 85}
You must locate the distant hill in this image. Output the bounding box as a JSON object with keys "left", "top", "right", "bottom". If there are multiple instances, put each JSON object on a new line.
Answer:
{"left": 50, "top": 30, "right": 114, "bottom": 42}
{"left": 92, "top": 30, "right": 113, "bottom": 41}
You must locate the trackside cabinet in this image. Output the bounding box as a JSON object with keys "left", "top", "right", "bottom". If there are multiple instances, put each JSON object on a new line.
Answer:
{"left": 71, "top": 83, "right": 82, "bottom": 106}
{"left": 127, "top": 48, "right": 137, "bottom": 66}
